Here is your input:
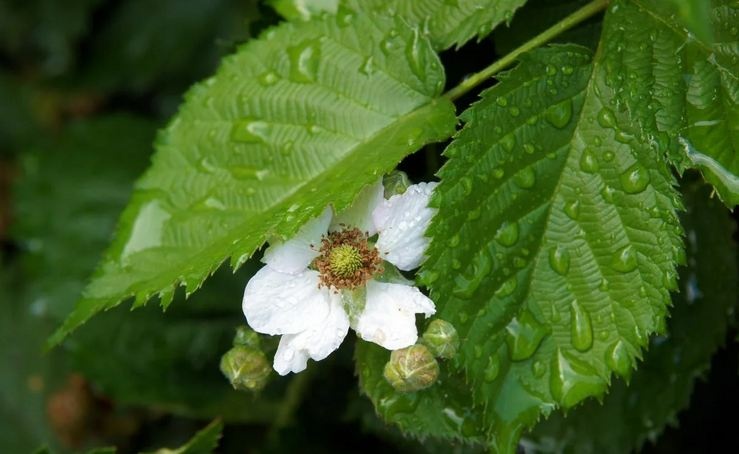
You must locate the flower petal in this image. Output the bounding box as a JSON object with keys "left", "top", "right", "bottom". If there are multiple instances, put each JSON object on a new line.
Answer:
{"left": 262, "top": 207, "right": 332, "bottom": 274}
{"left": 330, "top": 180, "right": 384, "bottom": 235}
{"left": 355, "top": 280, "right": 435, "bottom": 350}
{"left": 373, "top": 182, "right": 438, "bottom": 271}
{"left": 273, "top": 293, "right": 350, "bottom": 375}
{"left": 243, "top": 267, "right": 330, "bottom": 335}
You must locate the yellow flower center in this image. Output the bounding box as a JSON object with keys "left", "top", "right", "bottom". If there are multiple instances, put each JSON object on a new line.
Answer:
{"left": 328, "top": 244, "right": 363, "bottom": 278}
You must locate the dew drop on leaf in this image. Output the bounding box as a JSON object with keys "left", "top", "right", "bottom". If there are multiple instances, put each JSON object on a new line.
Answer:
{"left": 501, "top": 133, "right": 516, "bottom": 152}
{"left": 505, "top": 311, "right": 547, "bottom": 361}
{"left": 549, "top": 350, "right": 605, "bottom": 408}
{"left": 544, "top": 99, "right": 573, "bottom": 128}
{"left": 606, "top": 340, "right": 631, "bottom": 378}
{"left": 287, "top": 39, "right": 321, "bottom": 83}
{"left": 611, "top": 244, "right": 638, "bottom": 273}
{"left": 597, "top": 107, "right": 617, "bottom": 128}
{"left": 495, "top": 221, "right": 519, "bottom": 247}
{"left": 564, "top": 199, "right": 581, "bottom": 220}
{"left": 484, "top": 356, "right": 500, "bottom": 382}
{"left": 570, "top": 300, "right": 593, "bottom": 352}
{"left": 548, "top": 246, "right": 571, "bottom": 275}
{"left": 495, "top": 276, "right": 518, "bottom": 297}
{"left": 230, "top": 118, "right": 271, "bottom": 143}
{"left": 579, "top": 148, "right": 599, "bottom": 173}
{"left": 257, "top": 71, "right": 278, "bottom": 86}
{"left": 514, "top": 167, "right": 536, "bottom": 189}
{"left": 619, "top": 163, "right": 650, "bottom": 194}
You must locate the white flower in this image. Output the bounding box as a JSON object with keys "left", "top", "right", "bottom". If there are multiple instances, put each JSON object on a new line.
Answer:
{"left": 242, "top": 180, "right": 438, "bottom": 375}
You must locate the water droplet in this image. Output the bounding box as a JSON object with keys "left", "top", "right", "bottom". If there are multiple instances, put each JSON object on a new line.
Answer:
{"left": 378, "top": 394, "right": 419, "bottom": 419}
{"left": 495, "top": 221, "right": 519, "bottom": 247}
{"left": 493, "top": 168, "right": 505, "bottom": 179}
{"left": 505, "top": 311, "right": 547, "bottom": 361}
{"left": 258, "top": 71, "right": 278, "bottom": 86}
{"left": 484, "top": 356, "right": 500, "bottom": 382}
{"left": 606, "top": 340, "right": 631, "bottom": 378}
{"left": 230, "top": 118, "right": 272, "bottom": 143}
{"left": 597, "top": 107, "right": 617, "bottom": 128}
{"left": 602, "top": 150, "right": 615, "bottom": 162}
{"left": 550, "top": 350, "right": 606, "bottom": 409}
{"left": 564, "top": 200, "right": 581, "bottom": 220}
{"left": 611, "top": 245, "right": 637, "bottom": 273}
{"left": 467, "top": 207, "right": 481, "bottom": 220}
{"left": 532, "top": 360, "right": 546, "bottom": 377}
{"left": 453, "top": 251, "right": 493, "bottom": 299}
{"left": 460, "top": 176, "right": 473, "bottom": 195}
{"left": 599, "top": 278, "right": 610, "bottom": 291}
{"left": 545, "top": 64, "right": 557, "bottom": 76}
{"left": 561, "top": 65, "right": 574, "bottom": 75}
{"left": 405, "top": 28, "right": 426, "bottom": 80}
{"left": 545, "top": 99, "right": 573, "bottom": 128}
{"left": 620, "top": 164, "right": 650, "bottom": 194}
{"left": 514, "top": 167, "right": 536, "bottom": 189}
{"left": 451, "top": 259, "right": 462, "bottom": 270}
{"left": 523, "top": 143, "right": 536, "bottom": 154}
{"left": 496, "top": 276, "right": 518, "bottom": 298}
{"left": 509, "top": 106, "right": 521, "bottom": 117}
{"left": 548, "top": 246, "right": 571, "bottom": 275}
{"left": 496, "top": 96, "right": 508, "bottom": 107}
{"left": 359, "top": 56, "right": 375, "bottom": 75}
{"left": 288, "top": 39, "right": 321, "bottom": 83}
{"left": 501, "top": 133, "right": 516, "bottom": 152}
{"left": 579, "top": 148, "right": 599, "bottom": 173}
{"left": 230, "top": 166, "right": 269, "bottom": 181}
{"left": 570, "top": 300, "right": 593, "bottom": 352}
{"left": 448, "top": 235, "right": 460, "bottom": 247}
{"left": 601, "top": 185, "right": 616, "bottom": 202}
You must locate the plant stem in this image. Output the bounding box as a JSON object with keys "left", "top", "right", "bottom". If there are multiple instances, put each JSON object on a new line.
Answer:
{"left": 443, "top": 0, "right": 610, "bottom": 101}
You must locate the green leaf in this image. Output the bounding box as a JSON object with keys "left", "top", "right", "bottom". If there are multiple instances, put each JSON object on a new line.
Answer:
{"left": 142, "top": 419, "right": 223, "bottom": 454}
{"left": 49, "top": 4, "right": 456, "bottom": 346}
{"left": 602, "top": 0, "right": 738, "bottom": 206}
{"left": 269, "top": 0, "right": 528, "bottom": 51}
{"left": 356, "top": 339, "right": 486, "bottom": 444}
{"left": 421, "top": 44, "right": 683, "bottom": 452}
{"left": 527, "top": 179, "right": 738, "bottom": 453}
{"left": 365, "top": 0, "right": 530, "bottom": 50}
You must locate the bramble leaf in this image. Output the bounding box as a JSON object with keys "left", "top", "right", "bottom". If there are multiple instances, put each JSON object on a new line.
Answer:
{"left": 603, "top": 0, "right": 738, "bottom": 206}
{"left": 142, "top": 420, "right": 223, "bottom": 454}
{"left": 421, "top": 44, "right": 683, "bottom": 451}
{"left": 270, "top": 0, "right": 528, "bottom": 51}
{"left": 527, "top": 179, "right": 738, "bottom": 453}
{"left": 48, "top": 4, "right": 456, "bottom": 346}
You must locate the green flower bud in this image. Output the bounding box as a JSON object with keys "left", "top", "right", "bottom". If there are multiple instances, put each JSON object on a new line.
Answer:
{"left": 233, "top": 326, "right": 261, "bottom": 349}
{"left": 382, "top": 170, "right": 411, "bottom": 198}
{"left": 220, "top": 345, "right": 271, "bottom": 392}
{"left": 421, "top": 319, "right": 459, "bottom": 359}
{"left": 383, "top": 344, "right": 439, "bottom": 392}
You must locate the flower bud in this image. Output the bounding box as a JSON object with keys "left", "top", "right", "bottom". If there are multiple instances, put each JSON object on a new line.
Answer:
{"left": 421, "top": 319, "right": 459, "bottom": 359}
{"left": 220, "top": 345, "right": 271, "bottom": 392}
{"left": 233, "top": 325, "right": 261, "bottom": 349}
{"left": 383, "top": 344, "right": 439, "bottom": 392}
{"left": 383, "top": 170, "right": 411, "bottom": 198}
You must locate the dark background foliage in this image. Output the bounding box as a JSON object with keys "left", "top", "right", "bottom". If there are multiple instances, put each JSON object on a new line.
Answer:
{"left": 0, "top": 0, "right": 736, "bottom": 452}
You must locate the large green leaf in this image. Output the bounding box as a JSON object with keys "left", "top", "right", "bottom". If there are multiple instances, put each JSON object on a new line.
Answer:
{"left": 49, "top": 4, "right": 456, "bottom": 346}
{"left": 421, "top": 43, "right": 683, "bottom": 451}
{"left": 270, "top": 0, "right": 529, "bottom": 50}
{"left": 527, "top": 179, "right": 738, "bottom": 453}
{"left": 603, "top": 0, "right": 738, "bottom": 206}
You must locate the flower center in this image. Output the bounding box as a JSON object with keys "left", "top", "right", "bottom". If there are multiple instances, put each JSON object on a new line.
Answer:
{"left": 313, "top": 228, "right": 383, "bottom": 291}
{"left": 328, "top": 244, "right": 363, "bottom": 278}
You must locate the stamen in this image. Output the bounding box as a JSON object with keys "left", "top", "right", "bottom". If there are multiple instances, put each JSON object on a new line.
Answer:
{"left": 312, "top": 228, "right": 383, "bottom": 291}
